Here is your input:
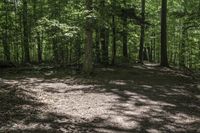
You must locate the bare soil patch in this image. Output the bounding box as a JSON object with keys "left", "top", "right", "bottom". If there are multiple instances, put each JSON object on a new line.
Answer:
{"left": 0, "top": 65, "right": 200, "bottom": 133}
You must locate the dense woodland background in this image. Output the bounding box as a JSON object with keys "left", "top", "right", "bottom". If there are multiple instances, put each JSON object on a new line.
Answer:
{"left": 0, "top": 0, "right": 200, "bottom": 73}
{"left": 1, "top": 0, "right": 200, "bottom": 132}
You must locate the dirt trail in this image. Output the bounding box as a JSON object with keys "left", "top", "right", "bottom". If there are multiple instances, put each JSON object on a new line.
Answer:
{"left": 0, "top": 65, "right": 200, "bottom": 133}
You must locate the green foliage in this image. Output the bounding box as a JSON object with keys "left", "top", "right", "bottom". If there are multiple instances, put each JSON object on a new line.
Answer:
{"left": 0, "top": 0, "right": 199, "bottom": 70}
{"left": 36, "top": 17, "right": 79, "bottom": 39}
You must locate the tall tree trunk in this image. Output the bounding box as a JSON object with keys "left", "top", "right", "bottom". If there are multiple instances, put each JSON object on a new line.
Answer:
{"left": 52, "top": 38, "right": 59, "bottom": 64}
{"left": 152, "top": 32, "right": 156, "bottom": 62}
{"left": 100, "top": 0, "right": 109, "bottom": 66}
{"left": 100, "top": 28, "right": 109, "bottom": 65}
{"left": 105, "top": 29, "right": 109, "bottom": 64}
{"left": 2, "top": 33, "right": 10, "bottom": 62}
{"left": 111, "top": 0, "right": 116, "bottom": 65}
{"left": 83, "top": 0, "right": 93, "bottom": 74}
{"left": 112, "top": 15, "right": 116, "bottom": 65}
{"left": 180, "top": 24, "right": 186, "bottom": 67}
{"left": 37, "top": 32, "right": 42, "bottom": 64}
{"left": 2, "top": 1, "right": 11, "bottom": 62}
{"left": 22, "top": 0, "right": 30, "bottom": 63}
{"left": 95, "top": 29, "right": 101, "bottom": 63}
{"left": 160, "top": 0, "right": 169, "bottom": 67}
{"left": 33, "top": 0, "right": 43, "bottom": 64}
{"left": 122, "top": 16, "right": 128, "bottom": 59}
{"left": 180, "top": 0, "right": 188, "bottom": 68}
{"left": 139, "top": 0, "right": 145, "bottom": 63}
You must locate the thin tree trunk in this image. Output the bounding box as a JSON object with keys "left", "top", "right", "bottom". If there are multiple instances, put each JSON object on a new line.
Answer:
{"left": 95, "top": 29, "right": 101, "bottom": 63}
{"left": 22, "top": 0, "right": 30, "bottom": 63}
{"left": 112, "top": 15, "right": 116, "bottom": 65}
{"left": 160, "top": 0, "right": 169, "bottom": 67}
{"left": 2, "top": 1, "right": 11, "bottom": 62}
{"left": 83, "top": 0, "right": 93, "bottom": 74}
{"left": 101, "top": 28, "right": 109, "bottom": 65}
{"left": 37, "top": 32, "right": 42, "bottom": 63}
{"left": 139, "top": 0, "right": 145, "bottom": 63}
{"left": 122, "top": 16, "right": 128, "bottom": 59}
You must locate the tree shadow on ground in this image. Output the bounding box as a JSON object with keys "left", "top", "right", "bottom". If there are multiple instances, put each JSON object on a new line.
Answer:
{"left": 82, "top": 66, "right": 200, "bottom": 132}
{"left": 0, "top": 82, "right": 95, "bottom": 133}
{"left": 0, "top": 65, "right": 200, "bottom": 133}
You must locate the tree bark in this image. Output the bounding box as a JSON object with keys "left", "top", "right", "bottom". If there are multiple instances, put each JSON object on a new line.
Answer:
{"left": 112, "top": 15, "right": 116, "bottom": 65}
{"left": 37, "top": 32, "right": 42, "bottom": 64}
{"left": 139, "top": 0, "right": 145, "bottom": 63}
{"left": 160, "top": 0, "right": 169, "bottom": 67}
{"left": 83, "top": 0, "right": 93, "bottom": 74}
{"left": 2, "top": 1, "right": 11, "bottom": 62}
{"left": 122, "top": 16, "right": 128, "bottom": 59}
{"left": 100, "top": 28, "right": 109, "bottom": 65}
{"left": 22, "top": 0, "right": 30, "bottom": 63}
{"left": 95, "top": 29, "right": 101, "bottom": 63}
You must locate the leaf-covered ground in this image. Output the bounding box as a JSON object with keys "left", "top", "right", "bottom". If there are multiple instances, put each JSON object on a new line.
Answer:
{"left": 0, "top": 65, "right": 200, "bottom": 133}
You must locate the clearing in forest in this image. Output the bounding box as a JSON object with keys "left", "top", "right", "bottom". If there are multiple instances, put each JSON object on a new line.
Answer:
{"left": 0, "top": 65, "right": 200, "bottom": 133}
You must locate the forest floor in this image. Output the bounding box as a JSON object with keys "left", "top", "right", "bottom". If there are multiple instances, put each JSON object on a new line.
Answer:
{"left": 0, "top": 64, "right": 200, "bottom": 133}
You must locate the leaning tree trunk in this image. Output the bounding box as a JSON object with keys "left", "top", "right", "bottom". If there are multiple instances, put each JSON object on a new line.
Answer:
{"left": 83, "top": 0, "right": 93, "bottom": 74}
{"left": 160, "top": 0, "right": 169, "bottom": 67}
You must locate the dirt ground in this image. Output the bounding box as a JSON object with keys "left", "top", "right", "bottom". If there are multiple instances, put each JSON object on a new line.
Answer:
{"left": 0, "top": 65, "right": 200, "bottom": 133}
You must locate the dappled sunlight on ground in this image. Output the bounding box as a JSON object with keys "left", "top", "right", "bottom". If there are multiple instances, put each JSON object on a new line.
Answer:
{"left": 0, "top": 66, "right": 200, "bottom": 132}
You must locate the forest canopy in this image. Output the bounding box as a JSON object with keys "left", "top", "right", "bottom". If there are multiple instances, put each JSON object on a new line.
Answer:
{"left": 0, "top": 0, "right": 200, "bottom": 72}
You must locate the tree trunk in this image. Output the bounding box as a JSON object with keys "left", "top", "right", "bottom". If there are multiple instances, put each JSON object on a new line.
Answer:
{"left": 112, "top": 15, "right": 116, "bottom": 65}
{"left": 180, "top": 25, "right": 186, "bottom": 67}
{"left": 52, "top": 38, "right": 59, "bottom": 64}
{"left": 139, "top": 0, "right": 145, "bottom": 63}
{"left": 83, "top": 0, "right": 93, "bottom": 74}
{"left": 95, "top": 29, "right": 101, "bottom": 63}
{"left": 37, "top": 32, "right": 42, "bottom": 64}
{"left": 100, "top": 28, "right": 109, "bottom": 65}
{"left": 122, "top": 16, "right": 128, "bottom": 59}
{"left": 22, "top": 0, "right": 30, "bottom": 63}
{"left": 160, "top": 0, "right": 169, "bottom": 67}
{"left": 2, "top": 1, "right": 11, "bottom": 62}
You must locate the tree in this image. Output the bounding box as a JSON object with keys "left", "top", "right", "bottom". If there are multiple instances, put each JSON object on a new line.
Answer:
{"left": 2, "top": 0, "right": 11, "bottom": 62}
{"left": 122, "top": 1, "right": 128, "bottom": 59}
{"left": 100, "top": 0, "right": 109, "bottom": 66}
{"left": 0, "top": 0, "right": 199, "bottom": 70}
{"left": 83, "top": 0, "right": 93, "bottom": 74}
{"left": 139, "top": 0, "right": 145, "bottom": 63}
{"left": 22, "top": 0, "right": 30, "bottom": 63}
{"left": 160, "top": 0, "right": 169, "bottom": 67}
{"left": 111, "top": 2, "right": 116, "bottom": 65}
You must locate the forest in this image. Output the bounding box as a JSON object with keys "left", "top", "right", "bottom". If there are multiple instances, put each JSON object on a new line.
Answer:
{"left": 0, "top": 0, "right": 200, "bottom": 132}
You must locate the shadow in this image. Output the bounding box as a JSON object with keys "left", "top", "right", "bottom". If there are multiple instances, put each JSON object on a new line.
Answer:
{"left": 84, "top": 67, "right": 200, "bottom": 132}
{"left": 0, "top": 81, "right": 96, "bottom": 133}
{"left": 0, "top": 65, "right": 200, "bottom": 133}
